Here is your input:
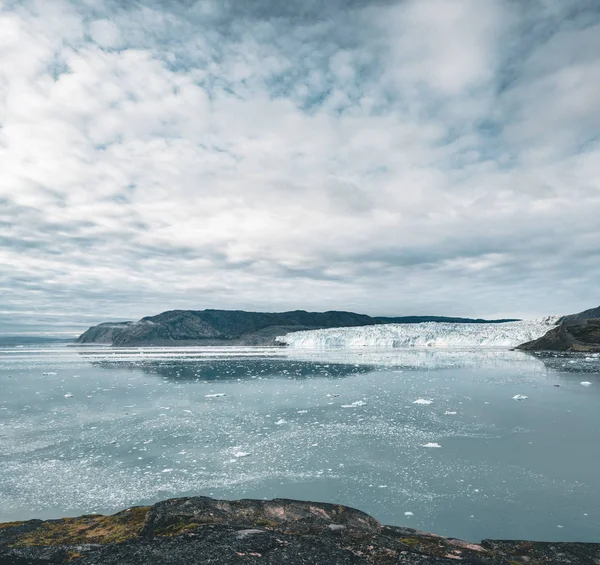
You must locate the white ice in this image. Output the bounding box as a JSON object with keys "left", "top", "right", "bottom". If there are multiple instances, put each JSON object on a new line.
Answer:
{"left": 277, "top": 317, "right": 559, "bottom": 349}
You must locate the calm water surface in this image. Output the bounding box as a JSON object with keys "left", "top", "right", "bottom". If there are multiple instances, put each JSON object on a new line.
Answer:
{"left": 0, "top": 344, "right": 599, "bottom": 542}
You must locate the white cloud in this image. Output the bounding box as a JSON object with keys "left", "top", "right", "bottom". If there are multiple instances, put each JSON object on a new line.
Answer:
{"left": 89, "top": 18, "right": 122, "bottom": 48}
{"left": 1, "top": 0, "right": 599, "bottom": 334}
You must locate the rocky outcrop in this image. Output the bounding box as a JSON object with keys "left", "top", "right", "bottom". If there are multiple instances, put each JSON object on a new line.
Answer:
{"left": 517, "top": 318, "right": 600, "bottom": 352}
{"left": 559, "top": 306, "right": 600, "bottom": 326}
{"left": 76, "top": 309, "right": 518, "bottom": 347}
{"left": 1, "top": 496, "right": 598, "bottom": 564}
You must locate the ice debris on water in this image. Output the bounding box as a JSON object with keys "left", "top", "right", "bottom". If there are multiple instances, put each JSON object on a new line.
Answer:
{"left": 42, "top": 372, "right": 57, "bottom": 376}
{"left": 404, "top": 512, "right": 414, "bottom": 517}
{"left": 512, "top": 395, "right": 528, "bottom": 401}
{"left": 64, "top": 393, "right": 73, "bottom": 399}
{"left": 413, "top": 399, "right": 433, "bottom": 405}
{"left": 341, "top": 400, "right": 366, "bottom": 408}
{"left": 233, "top": 451, "right": 250, "bottom": 458}
{"left": 444, "top": 411, "right": 457, "bottom": 415}
{"left": 422, "top": 443, "right": 442, "bottom": 448}
{"left": 581, "top": 381, "right": 592, "bottom": 387}
{"left": 274, "top": 419, "right": 287, "bottom": 425}
{"left": 205, "top": 393, "right": 226, "bottom": 398}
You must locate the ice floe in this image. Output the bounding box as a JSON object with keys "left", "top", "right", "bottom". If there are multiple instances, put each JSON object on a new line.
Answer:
{"left": 341, "top": 400, "right": 367, "bottom": 408}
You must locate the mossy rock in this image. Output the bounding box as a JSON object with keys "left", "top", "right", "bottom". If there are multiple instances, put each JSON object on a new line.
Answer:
{"left": 9, "top": 506, "right": 150, "bottom": 547}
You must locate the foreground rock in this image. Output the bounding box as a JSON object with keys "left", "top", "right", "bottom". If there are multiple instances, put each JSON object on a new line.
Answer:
{"left": 1, "top": 496, "right": 598, "bottom": 564}
{"left": 517, "top": 319, "right": 600, "bottom": 352}
{"left": 77, "top": 309, "right": 517, "bottom": 347}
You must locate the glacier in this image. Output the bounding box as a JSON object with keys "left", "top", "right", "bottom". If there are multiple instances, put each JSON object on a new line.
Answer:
{"left": 277, "top": 317, "right": 559, "bottom": 349}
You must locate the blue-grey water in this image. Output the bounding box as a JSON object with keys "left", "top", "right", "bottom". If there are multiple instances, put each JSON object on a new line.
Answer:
{"left": 0, "top": 344, "right": 599, "bottom": 543}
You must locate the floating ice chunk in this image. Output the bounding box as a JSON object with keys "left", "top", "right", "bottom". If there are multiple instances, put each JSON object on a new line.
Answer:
{"left": 64, "top": 393, "right": 73, "bottom": 398}
{"left": 205, "top": 393, "right": 226, "bottom": 398}
{"left": 413, "top": 399, "right": 433, "bottom": 405}
{"left": 404, "top": 511, "right": 414, "bottom": 516}
{"left": 422, "top": 442, "right": 442, "bottom": 448}
{"left": 444, "top": 411, "right": 457, "bottom": 415}
{"left": 512, "top": 395, "right": 528, "bottom": 401}
{"left": 42, "top": 372, "right": 57, "bottom": 376}
{"left": 274, "top": 418, "right": 287, "bottom": 425}
{"left": 341, "top": 400, "right": 366, "bottom": 408}
{"left": 162, "top": 468, "right": 173, "bottom": 473}
{"left": 183, "top": 409, "right": 192, "bottom": 413}
{"left": 581, "top": 381, "right": 593, "bottom": 387}
{"left": 297, "top": 410, "right": 308, "bottom": 414}
{"left": 233, "top": 451, "right": 250, "bottom": 458}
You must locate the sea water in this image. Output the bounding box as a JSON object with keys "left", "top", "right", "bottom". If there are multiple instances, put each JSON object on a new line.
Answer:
{"left": 0, "top": 344, "right": 598, "bottom": 542}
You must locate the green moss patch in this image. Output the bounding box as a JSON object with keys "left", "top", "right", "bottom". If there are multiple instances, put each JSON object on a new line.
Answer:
{"left": 0, "top": 522, "right": 26, "bottom": 530}
{"left": 11, "top": 506, "right": 150, "bottom": 547}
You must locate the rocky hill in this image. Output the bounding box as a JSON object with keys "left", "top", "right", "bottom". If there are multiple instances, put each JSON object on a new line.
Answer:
{"left": 559, "top": 305, "right": 600, "bottom": 326}
{"left": 76, "top": 309, "right": 518, "bottom": 346}
{"left": 517, "top": 318, "right": 600, "bottom": 352}
{"left": 1, "top": 496, "right": 598, "bottom": 564}
{"left": 516, "top": 305, "right": 600, "bottom": 352}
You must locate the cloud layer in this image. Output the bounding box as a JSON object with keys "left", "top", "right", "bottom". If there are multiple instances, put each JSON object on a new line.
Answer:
{"left": 2, "top": 0, "right": 599, "bottom": 334}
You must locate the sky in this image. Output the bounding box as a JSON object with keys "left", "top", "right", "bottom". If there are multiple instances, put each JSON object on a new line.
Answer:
{"left": 1, "top": 0, "right": 600, "bottom": 335}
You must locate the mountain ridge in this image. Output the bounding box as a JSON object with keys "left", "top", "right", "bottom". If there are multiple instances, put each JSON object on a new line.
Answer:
{"left": 77, "top": 309, "right": 519, "bottom": 346}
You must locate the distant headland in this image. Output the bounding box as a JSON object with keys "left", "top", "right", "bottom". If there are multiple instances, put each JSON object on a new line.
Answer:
{"left": 76, "top": 309, "right": 518, "bottom": 347}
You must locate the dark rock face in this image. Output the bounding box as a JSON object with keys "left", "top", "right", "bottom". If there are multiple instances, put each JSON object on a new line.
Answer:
{"left": 559, "top": 306, "right": 600, "bottom": 326}
{"left": 1, "top": 496, "right": 599, "bottom": 564}
{"left": 77, "top": 309, "right": 519, "bottom": 346}
{"left": 517, "top": 319, "right": 600, "bottom": 352}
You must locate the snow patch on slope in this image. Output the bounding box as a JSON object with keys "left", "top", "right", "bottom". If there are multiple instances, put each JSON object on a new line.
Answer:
{"left": 278, "top": 318, "right": 559, "bottom": 350}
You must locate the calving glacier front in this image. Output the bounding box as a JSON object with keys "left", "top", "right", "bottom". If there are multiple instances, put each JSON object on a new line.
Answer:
{"left": 277, "top": 318, "right": 559, "bottom": 349}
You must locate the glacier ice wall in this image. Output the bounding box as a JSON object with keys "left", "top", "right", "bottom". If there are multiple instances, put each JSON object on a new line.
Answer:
{"left": 277, "top": 318, "right": 559, "bottom": 349}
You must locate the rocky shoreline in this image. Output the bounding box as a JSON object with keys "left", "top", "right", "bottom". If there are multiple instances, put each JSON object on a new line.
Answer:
{"left": 1, "top": 496, "right": 598, "bottom": 564}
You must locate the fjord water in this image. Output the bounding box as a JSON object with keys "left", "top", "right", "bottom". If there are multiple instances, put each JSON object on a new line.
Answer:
{"left": 1, "top": 345, "right": 598, "bottom": 542}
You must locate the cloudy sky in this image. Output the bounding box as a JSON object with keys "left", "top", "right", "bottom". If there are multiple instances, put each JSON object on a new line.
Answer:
{"left": 1, "top": 0, "right": 600, "bottom": 335}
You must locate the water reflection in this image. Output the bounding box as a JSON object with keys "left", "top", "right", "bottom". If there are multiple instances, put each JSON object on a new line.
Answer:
{"left": 88, "top": 358, "right": 376, "bottom": 382}
{"left": 77, "top": 346, "right": 556, "bottom": 379}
